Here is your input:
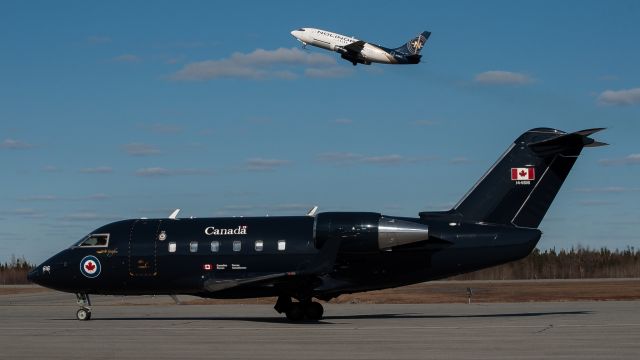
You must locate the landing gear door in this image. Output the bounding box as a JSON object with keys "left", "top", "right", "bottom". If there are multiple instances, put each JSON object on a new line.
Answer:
{"left": 129, "top": 219, "right": 160, "bottom": 276}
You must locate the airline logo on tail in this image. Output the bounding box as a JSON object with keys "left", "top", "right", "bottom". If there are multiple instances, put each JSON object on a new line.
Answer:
{"left": 408, "top": 34, "right": 427, "bottom": 54}
{"left": 511, "top": 167, "right": 535, "bottom": 185}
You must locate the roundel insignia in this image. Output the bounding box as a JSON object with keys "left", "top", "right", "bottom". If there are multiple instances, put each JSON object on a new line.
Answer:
{"left": 80, "top": 255, "right": 101, "bottom": 278}
{"left": 158, "top": 231, "right": 167, "bottom": 241}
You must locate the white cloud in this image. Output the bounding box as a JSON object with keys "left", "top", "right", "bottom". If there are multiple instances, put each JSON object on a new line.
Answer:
{"left": 17, "top": 193, "right": 112, "bottom": 202}
{"left": 244, "top": 158, "right": 291, "bottom": 171}
{"left": 122, "top": 143, "right": 161, "bottom": 156}
{"left": 450, "top": 157, "right": 472, "bottom": 165}
{"left": 1, "top": 139, "right": 33, "bottom": 149}
{"left": 598, "top": 154, "right": 640, "bottom": 166}
{"left": 85, "top": 193, "right": 111, "bottom": 200}
{"left": 80, "top": 166, "right": 113, "bottom": 174}
{"left": 317, "top": 152, "right": 435, "bottom": 166}
{"left": 1, "top": 208, "right": 43, "bottom": 218}
{"left": 60, "top": 212, "right": 117, "bottom": 222}
{"left": 575, "top": 187, "right": 640, "bottom": 193}
{"left": 134, "top": 167, "right": 213, "bottom": 177}
{"left": 361, "top": 155, "right": 405, "bottom": 165}
{"left": 19, "top": 195, "right": 59, "bottom": 201}
{"left": 41, "top": 165, "right": 61, "bottom": 172}
{"left": 171, "top": 47, "right": 340, "bottom": 81}
{"left": 217, "top": 203, "right": 312, "bottom": 215}
{"left": 578, "top": 200, "right": 615, "bottom": 206}
{"left": 112, "top": 54, "right": 141, "bottom": 63}
{"left": 597, "top": 88, "right": 640, "bottom": 106}
{"left": 135, "top": 167, "right": 171, "bottom": 176}
{"left": 474, "top": 70, "right": 533, "bottom": 85}
{"left": 316, "top": 152, "right": 363, "bottom": 165}
{"left": 141, "top": 123, "right": 184, "bottom": 134}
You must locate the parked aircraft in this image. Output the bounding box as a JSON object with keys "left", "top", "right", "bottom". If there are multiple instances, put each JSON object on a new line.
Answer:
{"left": 29, "top": 128, "right": 605, "bottom": 321}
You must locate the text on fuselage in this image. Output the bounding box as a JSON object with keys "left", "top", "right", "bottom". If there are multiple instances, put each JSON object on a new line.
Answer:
{"left": 204, "top": 225, "right": 248, "bottom": 236}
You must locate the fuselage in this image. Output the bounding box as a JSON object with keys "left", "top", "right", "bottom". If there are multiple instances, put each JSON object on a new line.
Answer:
{"left": 290, "top": 28, "right": 418, "bottom": 65}
{"left": 29, "top": 212, "right": 541, "bottom": 300}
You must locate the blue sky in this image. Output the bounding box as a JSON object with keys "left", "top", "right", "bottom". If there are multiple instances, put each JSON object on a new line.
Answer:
{"left": 1, "top": 1, "right": 639, "bottom": 263}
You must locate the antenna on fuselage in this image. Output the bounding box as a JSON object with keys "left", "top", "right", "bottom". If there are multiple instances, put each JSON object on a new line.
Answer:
{"left": 168, "top": 208, "right": 180, "bottom": 220}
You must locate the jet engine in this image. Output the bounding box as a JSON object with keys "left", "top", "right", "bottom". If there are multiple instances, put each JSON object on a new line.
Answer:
{"left": 340, "top": 53, "right": 371, "bottom": 65}
{"left": 314, "top": 212, "right": 429, "bottom": 254}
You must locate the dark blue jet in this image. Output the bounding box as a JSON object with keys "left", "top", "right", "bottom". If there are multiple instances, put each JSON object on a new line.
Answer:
{"left": 29, "top": 128, "right": 605, "bottom": 321}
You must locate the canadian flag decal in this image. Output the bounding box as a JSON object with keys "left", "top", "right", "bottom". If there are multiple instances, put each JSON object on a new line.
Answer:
{"left": 511, "top": 167, "right": 535, "bottom": 181}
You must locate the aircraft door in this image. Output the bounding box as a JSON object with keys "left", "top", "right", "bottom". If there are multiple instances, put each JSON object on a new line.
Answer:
{"left": 129, "top": 219, "right": 160, "bottom": 276}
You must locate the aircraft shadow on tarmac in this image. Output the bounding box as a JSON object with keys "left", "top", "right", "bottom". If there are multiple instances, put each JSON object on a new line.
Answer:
{"left": 54, "top": 310, "right": 592, "bottom": 324}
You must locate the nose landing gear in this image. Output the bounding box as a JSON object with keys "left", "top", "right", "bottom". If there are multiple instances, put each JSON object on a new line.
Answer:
{"left": 75, "top": 293, "right": 92, "bottom": 321}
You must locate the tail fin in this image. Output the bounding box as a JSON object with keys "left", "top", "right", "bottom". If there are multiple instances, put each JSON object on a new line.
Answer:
{"left": 452, "top": 128, "right": 606, "bottom": 228}
{"left": 393, "top": 31, "right": 431, "bottom": 55}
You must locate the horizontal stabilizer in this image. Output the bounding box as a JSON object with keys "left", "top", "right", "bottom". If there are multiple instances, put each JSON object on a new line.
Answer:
{"left": 528, "top": 128, "right": 607, "bottom": 156}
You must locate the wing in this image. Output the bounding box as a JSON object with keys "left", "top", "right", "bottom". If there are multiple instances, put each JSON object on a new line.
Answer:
{"left": 202, "top": 234, "right": 343, "bottom": 293}
{"left": 204, "top": 272, "right": 292, "bottom": 292}
{"left": 342, "top": 40, "right": 366, "bottom": 54}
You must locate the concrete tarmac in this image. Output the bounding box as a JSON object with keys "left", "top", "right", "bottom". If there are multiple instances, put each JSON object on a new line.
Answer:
{"left": 1, "top": 291, "right": 639, "bottom": 359}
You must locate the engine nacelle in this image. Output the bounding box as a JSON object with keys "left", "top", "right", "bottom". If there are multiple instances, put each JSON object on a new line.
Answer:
{"left": 314, "top": 212, "right": 429, "bottom": 254}
{"left": 340, "top": 53, "right": 371, "bottom": 65}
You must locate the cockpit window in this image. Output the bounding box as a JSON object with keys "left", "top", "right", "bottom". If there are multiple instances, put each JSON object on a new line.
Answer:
{"left": 76, "top": 234, "right": 109, "bottom": 247}
{"left": 297, "top": 28, "right": 305, "bottom": 31}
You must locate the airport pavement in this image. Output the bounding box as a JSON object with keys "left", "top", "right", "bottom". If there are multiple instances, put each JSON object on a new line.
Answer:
{"left": 1, "top": 291, "right": 639, "bottom": 359}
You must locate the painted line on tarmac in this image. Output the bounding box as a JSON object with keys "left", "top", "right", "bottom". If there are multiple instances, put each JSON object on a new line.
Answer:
{"left": 2, "top": 323, "right": 640, "bottom": 332}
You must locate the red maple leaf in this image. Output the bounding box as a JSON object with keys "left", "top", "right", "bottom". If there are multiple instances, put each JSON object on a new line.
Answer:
{"left": 519, "top": 170, "right": 527, "bottom": 177}
{"left": 85, "top": 261, "right": 96, "bottom": 271}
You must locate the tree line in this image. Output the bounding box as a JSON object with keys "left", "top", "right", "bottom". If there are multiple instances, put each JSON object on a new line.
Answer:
{"left": 1, "top": 247, "right": 639, "bottom": 285}
{"left": 1, "top": 255, "right": 34, "bottom": 285}
{"left": 453, "top": 247, "right": 640, "bottom": 280}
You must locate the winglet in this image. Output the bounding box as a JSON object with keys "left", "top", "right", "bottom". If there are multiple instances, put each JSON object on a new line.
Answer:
{"left": 168, "top": 209, "right": 180, "bottom": 220}
{"left": 306, "top": 206, "right": 319, "bottom": 217}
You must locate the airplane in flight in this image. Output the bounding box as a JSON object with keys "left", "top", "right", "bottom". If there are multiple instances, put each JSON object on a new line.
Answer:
{"left": 290, "top": 27, "right": 431, "bottom": 66}
{"left": 29, "top": 127, "right": 605, "bottom": 322}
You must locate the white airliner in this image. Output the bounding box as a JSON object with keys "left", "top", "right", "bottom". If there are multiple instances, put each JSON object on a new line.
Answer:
{"left": 290, "top": 27, "right": 431, "bottom": 66}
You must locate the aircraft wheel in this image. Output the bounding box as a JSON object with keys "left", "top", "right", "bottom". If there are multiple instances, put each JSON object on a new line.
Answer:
{"left": 285, "top": 303, "right": 305, "bottom": 322}
{"left": 76, "top": 308, "right": 91, "bottom": 321}
{"left": 305, "top": 302, "right": 324, "bottom": 321}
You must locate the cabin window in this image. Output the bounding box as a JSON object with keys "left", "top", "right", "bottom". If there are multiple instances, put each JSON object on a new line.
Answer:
{"left": 168, "top": 242, "right": 177, "bottom": 253}
{"left": 77, "top": 234, "right": 109, "bottom": 247}
{"left": 254, "top": 240, "right": 263, "bottom": 252}
{"left": 277, "top": 240, "right": 286, "bottom": 251}
{"left": 233, "top": 240, "right": 241, "bottom": 252}
{"left": 210, "top": 241, "right": 220, "bottom": 252}
{"left": 190, "top": 241, "right": 198, "bottom": 253}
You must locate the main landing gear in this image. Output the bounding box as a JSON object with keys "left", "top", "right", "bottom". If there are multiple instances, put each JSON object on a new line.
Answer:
{"left": 75, "top": 293, "right": 92, "bottom": 321}
{"left": 274, "top": 296, "right": 324, "bottom": 321}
